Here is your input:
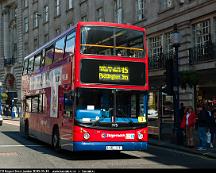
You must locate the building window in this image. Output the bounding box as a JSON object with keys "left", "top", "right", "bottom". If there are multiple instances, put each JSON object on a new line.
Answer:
{"left": 55, "top": 0, "right": 60, "bottom": 17}
{"left": 136, "top": 0, "right": 145, "bottom": 21}
{"left": 23, "top": 0, "right": 28, "bottom": 8}
{"left": 33, "top": 12, "right": 39, "bottom": 28}
{"left": 24, "top": 42, "right": 29, "bottom": 56}
{"left": 160, "top": 0, "right": 173, "bottom": 10}
{"left": 81, "top": 16, "right": 87, "bottom": 21}
{"left": 192, "top": 20, "right": 210, "bottom": 47}
{"left": 114, "top": 0, "right": 123, "bottom": 23}
{"left": 43, "top": 5, "right": 49, "bottom": 23}
{"left": 97, "top": 8, "right": 104, "bottom": 22}
{"left": 44, "top": 34, "right": 49, "bottom": 43}
{"left": 56, "top": 28, "right": 61, "bottom": 36}
{"left": 68, "top": 0, "right": 73, "bottom": 10}
{"left": 24, "top": 17, "right": 29, "bottom": 33}
{"left": 149, "top": 36, "right": 163, "bottom": 58}
{"left": 33, "top": 0, "right": 38, "bottom": 4}
{"left": 34, "top": 38, "right": 38, "bottom": 50}
{"left": 164, "top": 32, "right": 174, "bottom": 55}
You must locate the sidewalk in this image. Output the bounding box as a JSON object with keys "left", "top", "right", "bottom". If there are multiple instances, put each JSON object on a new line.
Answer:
{"left": 149, "top": 138, "right": 216, "bottom": 159}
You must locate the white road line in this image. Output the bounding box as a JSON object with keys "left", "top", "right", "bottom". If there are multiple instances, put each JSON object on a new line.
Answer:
{"left": 3, "top": 121, "right": 20, "bottom": 126}
{"left": 0, "top": 144, "right": 45, "bottom": 147}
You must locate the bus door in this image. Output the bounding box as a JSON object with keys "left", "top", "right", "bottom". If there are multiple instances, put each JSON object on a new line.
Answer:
{"left": 61, "top": 91, "right": 74, "bottom": 150}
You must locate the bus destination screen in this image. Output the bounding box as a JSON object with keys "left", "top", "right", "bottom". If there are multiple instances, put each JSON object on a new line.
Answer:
{"left": 80, "top": 59, "right": 146, "bottom": 86}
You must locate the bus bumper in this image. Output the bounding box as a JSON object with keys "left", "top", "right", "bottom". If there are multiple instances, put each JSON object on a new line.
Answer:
{"left": 73, "top": 142, "right": 148, "bottom": 151}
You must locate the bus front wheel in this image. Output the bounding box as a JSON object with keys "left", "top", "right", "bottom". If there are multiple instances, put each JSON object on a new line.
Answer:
{"left": 52, "top": 127, "right": 60, "bottom": 151}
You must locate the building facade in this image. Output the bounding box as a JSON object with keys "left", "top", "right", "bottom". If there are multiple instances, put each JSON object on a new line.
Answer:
{"left": 0, "top": 0, "right": 216, "bottom": 116}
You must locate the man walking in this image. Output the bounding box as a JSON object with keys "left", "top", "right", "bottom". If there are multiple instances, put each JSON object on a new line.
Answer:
{"left": 197, "top": 105, "right": 210, "bottom": 150}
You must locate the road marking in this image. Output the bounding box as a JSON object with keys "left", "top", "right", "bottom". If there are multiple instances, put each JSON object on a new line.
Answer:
{"left": 0, "top": 152, "right": 18, "bottom": 156}
{"left": 3, "top": 120, "right": 20, "bottom": 127}
{"left": 0, "top": 144, "right": 45, "bottom": 147}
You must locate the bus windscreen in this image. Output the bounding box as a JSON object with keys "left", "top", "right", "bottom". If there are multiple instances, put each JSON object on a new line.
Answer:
{"left": 80, "top": 26, "right": 145, "bottom": 58}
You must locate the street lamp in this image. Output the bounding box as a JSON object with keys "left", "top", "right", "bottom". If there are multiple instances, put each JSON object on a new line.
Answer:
{"left": 0, "top": 82, "right": 3, "bottom": 124}
{"left": 171, "top": 24, "right": 181, "bottom": 145}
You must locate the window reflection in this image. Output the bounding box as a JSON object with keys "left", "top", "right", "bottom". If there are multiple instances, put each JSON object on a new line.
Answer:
{"left": 65, "top": 32, "right": 75, "bottom": 58}
{"left": 54, "top": 37, "right": 65, "bottom": 63}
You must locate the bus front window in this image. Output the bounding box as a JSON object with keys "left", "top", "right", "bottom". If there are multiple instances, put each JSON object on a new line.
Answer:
{"left": 75, "top": 89, "right": 147, "bottom": 127}
{"left": 80, "top": 26, "right": 145, "bottom": 58}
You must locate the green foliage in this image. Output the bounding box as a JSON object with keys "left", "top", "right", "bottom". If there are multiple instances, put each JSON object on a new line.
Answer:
{"left": 179, "top": 71, "right": 199, "bottom": 89}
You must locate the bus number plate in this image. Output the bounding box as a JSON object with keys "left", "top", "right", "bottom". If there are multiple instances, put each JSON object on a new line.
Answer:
{"left": 106, "top": 146, "right": 123, "bottom": 150}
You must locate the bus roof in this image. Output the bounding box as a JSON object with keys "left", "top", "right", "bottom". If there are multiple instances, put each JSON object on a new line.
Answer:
{"left": 24, "top": 21, "right": 145, "bottom": 60}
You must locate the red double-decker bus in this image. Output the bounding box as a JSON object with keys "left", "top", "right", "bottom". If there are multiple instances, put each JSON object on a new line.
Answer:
{"left": 20, "top": 22, "right": 149, "bottom": 152}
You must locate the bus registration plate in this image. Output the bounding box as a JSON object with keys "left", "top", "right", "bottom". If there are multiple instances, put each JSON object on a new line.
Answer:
{"left": 106, "top": 146, "right": 123, "bottom": 150}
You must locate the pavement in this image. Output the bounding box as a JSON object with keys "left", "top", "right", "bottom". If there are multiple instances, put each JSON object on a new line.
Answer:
{"left": 2, "top": 116, "right": 216, "bottom": 159}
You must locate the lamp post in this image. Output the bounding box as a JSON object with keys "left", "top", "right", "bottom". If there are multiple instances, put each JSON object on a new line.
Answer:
{"left": 0, "top": 82, "right": 2, "bottom": 116}
{"left": 171, "top": 24, "right": 181, "bottom": 144}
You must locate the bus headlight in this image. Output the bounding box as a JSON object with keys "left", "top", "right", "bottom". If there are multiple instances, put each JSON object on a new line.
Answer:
{"left": 83, "top": 132, "right": 90, "bottom": 140}
{"left": 138, "top": 133, "right": 143, "bottom": 140}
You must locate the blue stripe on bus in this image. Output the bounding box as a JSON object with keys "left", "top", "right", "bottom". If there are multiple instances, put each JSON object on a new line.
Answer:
{"left": 73, "top": 142, "right": 147, "bottom": 151}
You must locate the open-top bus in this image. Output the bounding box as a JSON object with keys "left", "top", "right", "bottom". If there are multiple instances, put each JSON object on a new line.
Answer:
{"left": 20, "top": 22, "right": 149, "bottom": 151}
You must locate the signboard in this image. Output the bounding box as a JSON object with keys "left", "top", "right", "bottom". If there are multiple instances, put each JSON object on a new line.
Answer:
{"left": 99, "top": 65, "right": 129, "bottom": 82}
{"left": 80, "top": 59, "right": 146, "bottom": 86}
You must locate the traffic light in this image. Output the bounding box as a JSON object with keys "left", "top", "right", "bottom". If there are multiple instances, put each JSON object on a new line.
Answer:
{"left": 164, "top": 58, "right": 174, "bottom": 95}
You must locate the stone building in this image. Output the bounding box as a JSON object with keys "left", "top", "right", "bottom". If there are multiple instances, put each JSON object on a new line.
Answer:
{"left": 0, "top": 0, "right": 216, "bottom": 115}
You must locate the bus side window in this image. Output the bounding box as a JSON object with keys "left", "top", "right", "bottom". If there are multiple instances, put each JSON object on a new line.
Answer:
{"left": 28, "top": 57, "right": 34, "bottom": 74}
{"left": 34, "top": 54, "right": 41, "bottom": 72}
{"left": 64, "top": 92, "right": 74, "bottom": 118}
{"left": 40, "top": 49, "right": 46, "bottom": 67}
{"left": 45, "top": 46, "right": 54, "bottom": 66}
{"left": 64, "top": 32, "right": 75, "bottom": 59}
{"left": 53, "top": 37, "right": 66, "bottom": 63}
{"left": 23, "top": 59, "right": 29, "bottom": 75}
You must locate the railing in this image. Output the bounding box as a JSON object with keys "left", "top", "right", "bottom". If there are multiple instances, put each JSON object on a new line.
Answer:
{"left": 4, "top": 58, "right": 15, "bottom": 66}
{"left": 189, "top": 43, "right": 216, "bottom": 65}
{"left": 149, "top": 52, "right": 174, "bottom": 70}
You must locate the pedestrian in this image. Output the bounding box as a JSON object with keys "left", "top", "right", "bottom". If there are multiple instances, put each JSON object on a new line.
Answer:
{"left": 196, "top": 105, "right": 210, "bottom": 151}
{"left": 178, "top": 103, "right": 186, "bottom": 145}
{"left": 208, "top": 109, "right": 216, "bottom": 148}
{"left": 180, "top": 103, "right": 186, "bottom": 122}
{"left": 180, "top": 106, "right": 196, "bottom": 147}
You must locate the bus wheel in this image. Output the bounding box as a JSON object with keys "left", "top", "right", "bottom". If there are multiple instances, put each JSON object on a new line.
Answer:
{"left": 52, "top": 127, "right": 60, "bottom": 151}
{"left": 24, "top": 120, "right": 29, "bottom": 138}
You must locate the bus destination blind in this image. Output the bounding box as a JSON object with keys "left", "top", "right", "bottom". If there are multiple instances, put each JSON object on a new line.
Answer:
{"left": 80, "top": 59, "right": 146, "bottom": 86}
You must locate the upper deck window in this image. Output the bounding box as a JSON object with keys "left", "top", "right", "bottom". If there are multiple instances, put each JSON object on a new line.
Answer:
{"left": 81, "top": 26, "right": 145, "bottom": 58}
{"left": 45, "top": 46, "right": 54, "bottom": 66}
{"left": 23, "top": 59, "right": 29, "bottom": 75}
{"left": 28, "top": 57, "right": 34, "bottom": 73}
{"left": 65, "top": 32, "right": 76, "bottom": 58}
{"left": 53, "top": 37, "right": 65, "bottom": 63}
{"left": 34, "top": 54, "right": 41, "bottom": 72}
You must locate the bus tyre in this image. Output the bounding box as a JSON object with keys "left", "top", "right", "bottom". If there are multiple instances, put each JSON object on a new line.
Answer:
{"left": 24, "top": 120, "right": 29, "bottom": 138}
{"left": 52, "top": 128, "right": 60, "bottom": 151}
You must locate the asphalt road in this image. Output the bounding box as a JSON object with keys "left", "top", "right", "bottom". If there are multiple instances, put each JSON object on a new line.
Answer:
{"left": 0, "top": 121, "right": 216, "bottom": 169}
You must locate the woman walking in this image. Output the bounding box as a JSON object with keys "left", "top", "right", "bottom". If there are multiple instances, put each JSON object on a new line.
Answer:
{"left": 180, "top": 106, "right": 196, "bottom": 147}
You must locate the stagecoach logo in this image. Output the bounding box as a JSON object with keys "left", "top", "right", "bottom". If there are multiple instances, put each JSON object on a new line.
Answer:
{"left": 101, "top": 133, "right": 107, "bottom": 138}
{"left": 101, "top": 133, "right": 126, "bottom": 139}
